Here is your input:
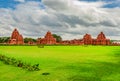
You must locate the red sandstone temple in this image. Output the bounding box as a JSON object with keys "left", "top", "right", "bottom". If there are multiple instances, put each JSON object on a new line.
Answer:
{"left": 60, "top": 32, "right": 111, "bottom": 45}
{"left": 8, "top": 29, "right": 111, "bottom": 45}
{"left": 83, "top": 32, "right": 110, "bottom": 45}
{"left": 9, "top": 28, "right": 24, "bottom": 45}
{"left": 61, "top": 39, "right": 84, "bottom": 45}
{"left": 95, "top": 32, "right": 110, "bottom": 45}
{"left": 83, "top": 34, "right": 92, "bottom": 45}
{"left": 37, "top": 31, "right": 56, "bottom": 45}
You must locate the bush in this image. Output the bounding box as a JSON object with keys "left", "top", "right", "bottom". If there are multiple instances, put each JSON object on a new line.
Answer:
{"left": 0, "top": 54, "right": 40, "bottom": 71}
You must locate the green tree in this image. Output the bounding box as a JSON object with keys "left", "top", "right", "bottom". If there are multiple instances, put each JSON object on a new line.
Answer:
{"left": 52, "top": 34, "right": 62, "bottom": 42}
{"left": 24, "top": 38, "right": 37, "bottom": 43}
{"left": 0, "top": 37, "right": 10, "bottom": 43}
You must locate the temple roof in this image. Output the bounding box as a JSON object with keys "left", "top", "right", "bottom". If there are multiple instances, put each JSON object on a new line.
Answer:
{"left": 97, "top": 32, "right": 106, "bottom": 39}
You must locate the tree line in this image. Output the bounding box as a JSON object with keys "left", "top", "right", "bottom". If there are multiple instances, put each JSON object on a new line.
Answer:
{"left": 0, "top": 37, "right": 10, "bottom": 43}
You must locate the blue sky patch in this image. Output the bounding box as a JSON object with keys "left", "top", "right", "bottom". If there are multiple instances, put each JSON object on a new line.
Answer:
{"left": 0, "top": 0, "right": 19, "bottom": 9}
{"left": 0, "top": 0, "right": 41, "bottom": 9}
{"left": 103, "top": 1, "right": 120, "bottom": 8}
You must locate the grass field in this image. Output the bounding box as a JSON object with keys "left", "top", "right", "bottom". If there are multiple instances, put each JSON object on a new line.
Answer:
{"left": 0, "top": 46, "right": 120, "bottom": 81}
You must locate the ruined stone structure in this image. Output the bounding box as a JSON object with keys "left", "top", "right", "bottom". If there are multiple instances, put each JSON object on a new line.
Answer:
{"left": 60, "top": 32, "right": 110, "bottom": 45}
{"left": 61, "top": 39, "right": 84, "bottom": 45}
{"left": 28, "top": 41, "right": 35, "bottom": 45}
{"left": 0, "top": 28, "right": 113, "bottom": 46}
{"left": 83, "top": 34, "right": 93, "bottom": 45}
{"left": 83, "top": 32, "right": 110, "bottom": 45}
{"left": 111, "top": 41, "right": 120, "bottom": 46}
{"left": 95, "top": 32, "right": 110, "bottom": 45}
{"left": 9, "top": 29, "right": 24, "bottom": 45}
{"left": 111, "top": 43, "right": 120, "bottom": 46}
{"left": 37, "top": 31, "right": 56, "bottom": 45}
{"left": 70, "top": 39, "right": 84, "bottom": 45}
{"left": 37, "top": 31, "right": 110, "bottom": 45}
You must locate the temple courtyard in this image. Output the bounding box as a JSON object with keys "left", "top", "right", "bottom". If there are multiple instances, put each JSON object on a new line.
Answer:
{"left": 0, "top": 46, "right": 120, "bottom": 81}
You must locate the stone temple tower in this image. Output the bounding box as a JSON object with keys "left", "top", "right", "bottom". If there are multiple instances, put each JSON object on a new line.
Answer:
{"left": 9, "top": 28, "right": 24, "bottom": 45}
{"left": 37, "top": 31, "right": 56, "bottom": 45}
{"left": 96, "top": 32, "right": 110, "bottom": 45}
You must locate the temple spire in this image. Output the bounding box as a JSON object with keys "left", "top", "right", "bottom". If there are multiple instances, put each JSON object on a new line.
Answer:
{"left": 9, "top": 28, "right": 24, "bottom": 45}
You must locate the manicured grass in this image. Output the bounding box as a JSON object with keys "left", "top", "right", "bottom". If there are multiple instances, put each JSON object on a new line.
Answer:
{"left": 0, "top": 46, "right": 120, "bottom": 81}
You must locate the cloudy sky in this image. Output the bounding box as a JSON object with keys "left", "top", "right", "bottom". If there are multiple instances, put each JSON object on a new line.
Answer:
{"left": 0, "top": 0, "right": 120, "bottom": 40}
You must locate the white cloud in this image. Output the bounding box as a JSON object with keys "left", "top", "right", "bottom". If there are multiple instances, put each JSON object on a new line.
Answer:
{"left": 0, "top": 0, "right": 120, "bottom": 40}
{"left": 73, "top": 0, "right": 105, "bottom": 8}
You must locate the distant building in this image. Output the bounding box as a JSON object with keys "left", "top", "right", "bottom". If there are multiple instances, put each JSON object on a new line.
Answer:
{"left": 111, "top": 40, "right": 120, "bottom": 46}
{"left": 95, "top": 32, "right": 110, "bottom": 45}
{"left": 37, "top": 31, "right": 56, "bottom": 45}
{"left": 28, "top": 41, "right": 35, "bottom": 45}
{"left": 83, "top": 32, "right": 110, "bottom": 45}
{"left": 60, "top": 39, "right": 84, "bottom": 45}
{"left": 83, "top": 34, "right": 92, "bottom": 45}
{"left": 37, "top": 31, "right": 110, "bottom": 45}
{"left": 9, "top": 28, "right": 24, "bottom": 45}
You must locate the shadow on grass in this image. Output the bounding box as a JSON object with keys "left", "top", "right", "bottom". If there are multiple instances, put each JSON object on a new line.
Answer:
{"left": 67, "top": 61, "right": 120, "bottom": 81}
{"left": 68, "top": 50, "right": 120, "bottom": 81}
{"left": 114, "top": 50, "right": 120, "bottom": 62}
{"left": 68, "top": 75, "right": 101, "bottom": 81}
{"left": 55, "top": 51, "right": 120, "bottom": 81}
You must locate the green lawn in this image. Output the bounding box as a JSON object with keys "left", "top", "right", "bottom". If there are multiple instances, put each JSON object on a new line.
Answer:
{"left": 0, "top": 46, "right": 120, "bottom": 81}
